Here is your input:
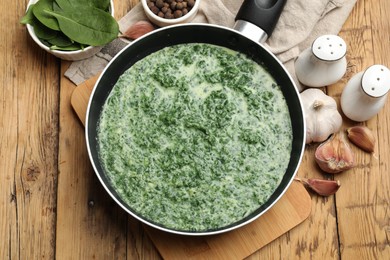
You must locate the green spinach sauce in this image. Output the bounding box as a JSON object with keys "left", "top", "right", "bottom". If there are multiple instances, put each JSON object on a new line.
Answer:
{"left": 98, "top": 43, "right": 293, "bottom": 232}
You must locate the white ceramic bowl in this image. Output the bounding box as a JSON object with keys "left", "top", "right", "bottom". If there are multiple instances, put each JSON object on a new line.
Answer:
{"left": 25, "top": 0, "right": 115, "bottom": 61}
{"left": 141, "top": 0, "right": 201, "bottom": 27}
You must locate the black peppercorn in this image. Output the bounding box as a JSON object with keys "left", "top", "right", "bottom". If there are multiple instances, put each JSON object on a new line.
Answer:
{"left": 147, "top": 2, "right": 155, "bottom": 8}
{"left": 165, "top": 11, "right": 174, "bottom": 19}
{"left": 187, "top": 0, "right": 195, "bottom": 8}
{"left": 176, "top": 2, "right": 183, "bottom": 10}
{"left": 156, "top": 0, "right": 164, "bottom": 8}
{"left": 174, "top": 9, "right": 183, "bottom": 18}
{"left": 147, "top": 0, "right": 196, "bottom": 20}
{"left": 150, "top": 5, "right": 159, "bottom": 14}
{"left": 170, "top": 1, "right": 177, "bottom": 10}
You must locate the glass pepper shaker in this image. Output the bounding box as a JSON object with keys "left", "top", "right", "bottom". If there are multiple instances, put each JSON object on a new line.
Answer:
{"left": 341, "top": 65, "right": 390, "bottom": 122}
{"left": 295, "top": 35, "right": 347, "bottom": 87}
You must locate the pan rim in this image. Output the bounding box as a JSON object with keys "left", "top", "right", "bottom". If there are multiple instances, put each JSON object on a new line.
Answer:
{"left": 85, "top": 23, "right": 306, "bottom": 236}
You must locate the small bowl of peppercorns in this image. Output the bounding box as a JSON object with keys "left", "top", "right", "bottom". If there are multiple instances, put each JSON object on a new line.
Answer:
{"left": 141, "top": 0, "right": 200, "bottom": 27}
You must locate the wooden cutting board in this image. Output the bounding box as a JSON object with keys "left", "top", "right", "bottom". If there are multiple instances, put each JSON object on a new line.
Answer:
{"left": 71, "top": 75, "right": 312, "bottom": 259}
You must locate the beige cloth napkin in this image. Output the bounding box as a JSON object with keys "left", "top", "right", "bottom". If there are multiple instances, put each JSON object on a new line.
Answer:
{"left": 65, "top": 0, "right": 357, "bottom": 91}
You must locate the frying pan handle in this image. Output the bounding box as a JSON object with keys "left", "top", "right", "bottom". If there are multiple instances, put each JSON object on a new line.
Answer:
{"left": 234, "top": 0, "right": 286, "bottom": 43}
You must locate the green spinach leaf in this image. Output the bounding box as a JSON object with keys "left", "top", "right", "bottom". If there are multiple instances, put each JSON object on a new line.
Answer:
{"left": 45, "top": 6, "right": 118, "bottom": 46}
{"left": 53, "top": 1, "right": 61, "bottom": 11}
{"left": 55, "top": 0, "right": 110, "bottom": 11}
{"left": 48, "top": 33, "right": 73, "bottom": 47}
{"left": 85, "top": 0, "right": 110, "bottom": 10}
{"left": 32, "top": 18, "right": 58, "bottom": 40}
{"left": 54, "top": 0, "right": 77, "bottom": 11}
{"left": 21, "top": 0, "right": 117, "bottom": 51}
{"left": 20, "top": 4, "right": 35, "bottom": 24}
{"left": 50, "top": 43, "right": 84, "bottom": 51}
{"left": 32, "top": 0, "right": 60, "bottom": 31}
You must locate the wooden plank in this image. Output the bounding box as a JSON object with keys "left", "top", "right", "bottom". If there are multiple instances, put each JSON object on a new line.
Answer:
{"left": 56, "top": 63, "right": 129, "bottom": 259}
{"left": 70, "top": 74, "right": 100, "bottom": 125}
{"left": 127, "top": 217, "right": 162, "bottom": 260}
{"left": 334, "top": 0, "right": 390, "bottom": 259}
{"left": 0, "top": 0, "right": 59, "bottom": 259}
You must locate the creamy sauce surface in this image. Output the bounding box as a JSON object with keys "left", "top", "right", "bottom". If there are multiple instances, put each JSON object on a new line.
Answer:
{"left": 98, "top": 43, "right": 293, "bottom": 232}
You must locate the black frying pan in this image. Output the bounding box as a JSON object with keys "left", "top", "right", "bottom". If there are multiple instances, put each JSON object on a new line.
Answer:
{"left": 86, "top": 0, "right": 306, "bottom": 235}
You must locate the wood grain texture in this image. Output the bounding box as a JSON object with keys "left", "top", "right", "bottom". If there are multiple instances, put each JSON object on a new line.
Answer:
{"left": 1, "top": 0, "right": 389, "bottom": 259}
{"left": 70, "top": 73, "right": 99, "bottom": 125}
{"left": 0, "top": 1, "right": 59, "bottom": 259}
{"left": 334, "top": 0, "right": 390, "bottom": 259}
{"left": 56, "top": 63, "right": 128, "bottom": 259}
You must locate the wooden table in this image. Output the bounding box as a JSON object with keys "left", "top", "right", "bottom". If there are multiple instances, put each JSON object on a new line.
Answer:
{"left": 2, "top": 0, "right": 389, "bottom": 259}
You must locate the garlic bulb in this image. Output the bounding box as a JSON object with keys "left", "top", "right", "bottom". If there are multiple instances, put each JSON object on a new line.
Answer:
{"left": 300, "top": 88, "right": 343, "bottom": 143}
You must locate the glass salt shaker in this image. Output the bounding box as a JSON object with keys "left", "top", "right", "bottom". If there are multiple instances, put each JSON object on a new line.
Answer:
{"left": 295, "top": 35, "right": 347, "bottom": 87}
{"left": 341, "top": 65, "right": 390, "bottom": 122}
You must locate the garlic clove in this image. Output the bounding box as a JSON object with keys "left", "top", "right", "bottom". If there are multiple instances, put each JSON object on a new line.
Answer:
{"left": 295, "top": 177, "right": 341, "bottom": 196}
{"left": 347, "top": 126, "right": 376, "bottom": 153}
{"left": 315, "top": 132, "right": 354, "bottom": 174}
{"left": 121, "top": 21, "right": 155, "bottom": 40}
